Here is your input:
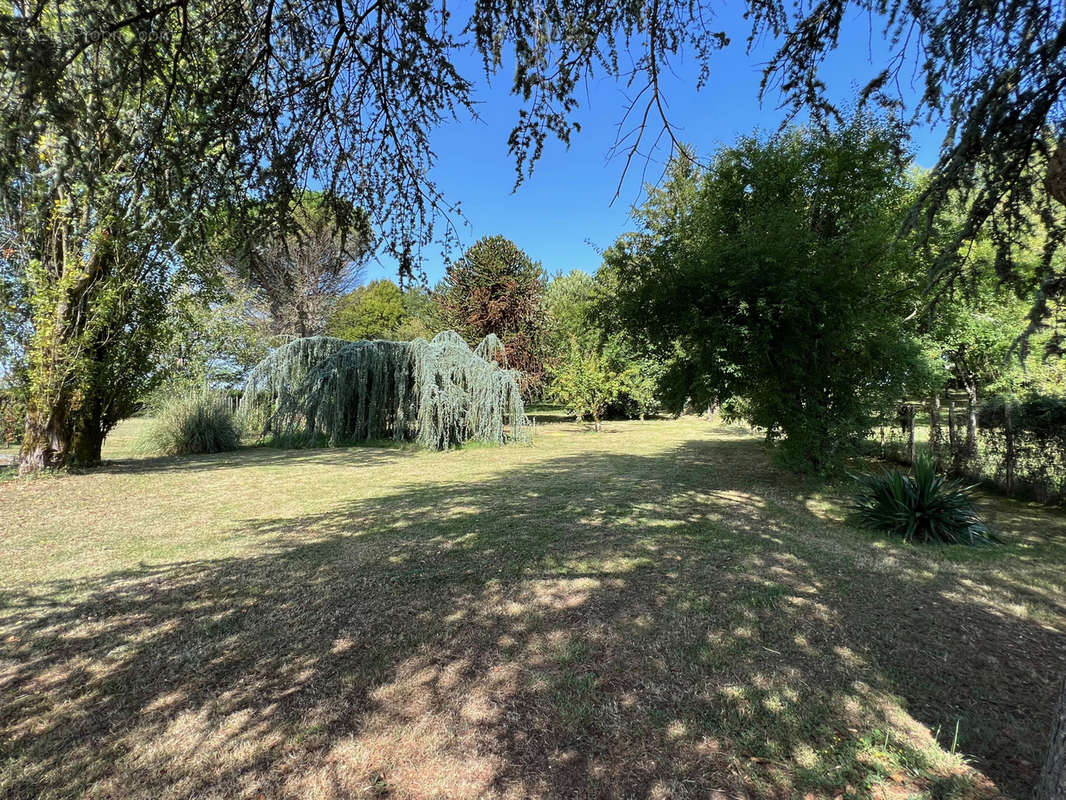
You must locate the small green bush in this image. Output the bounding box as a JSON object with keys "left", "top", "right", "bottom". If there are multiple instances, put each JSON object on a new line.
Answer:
{"left": 0, "top": 389, "right": 25, "bottom": 446}
{"left": 140, "top": 391, "right": 241, "bottom": 456}
{"left": 851, "top": 454, "right": 997, "bottom": 546}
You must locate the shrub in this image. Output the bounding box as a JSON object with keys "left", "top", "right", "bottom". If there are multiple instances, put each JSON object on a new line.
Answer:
{"left": 851, "top": 454, "right": 998, "bottom": 546}
{"left": 140, "top": 391, "right": 241, "bottom": 456}
{"left": 0, "top": 389, "right": 25, "bottom": 446}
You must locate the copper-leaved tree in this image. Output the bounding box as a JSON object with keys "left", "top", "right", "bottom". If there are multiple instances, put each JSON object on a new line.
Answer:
{"left": 436, "top": 236, "right": 549, "bottom": 398}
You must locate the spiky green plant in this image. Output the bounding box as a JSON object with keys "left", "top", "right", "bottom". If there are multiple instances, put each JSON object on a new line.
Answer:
{"left": 140, "top": 391, "right": 242, "bottom": 456}
{"left": 851, "top": 454, "right": 998, "bottom": 546}
{"left": 240, "top": 331, "right": 527, "bottom": 449}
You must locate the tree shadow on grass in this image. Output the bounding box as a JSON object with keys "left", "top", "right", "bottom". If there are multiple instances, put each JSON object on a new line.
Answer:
{"left": 1, "top": 436, "right": 1064, "bottom": 799}
{"left": 91, "top": 441, "right": 420, "bottom": 476}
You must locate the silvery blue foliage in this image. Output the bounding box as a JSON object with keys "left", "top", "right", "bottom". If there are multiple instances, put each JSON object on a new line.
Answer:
{"left": 240, "top": 331, "right": 527, "bottom": 449}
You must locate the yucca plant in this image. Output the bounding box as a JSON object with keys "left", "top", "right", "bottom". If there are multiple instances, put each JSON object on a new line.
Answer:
{"left": 140, "top": 390, "right": 241, "bottom": 456}
{"left": 851, "top": 454, "right": 998, "bottom": 546}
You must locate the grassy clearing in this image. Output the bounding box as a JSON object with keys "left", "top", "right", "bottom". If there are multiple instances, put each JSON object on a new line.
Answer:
{"left": 1, "top": 416, "right": 1064, "bottom": 799}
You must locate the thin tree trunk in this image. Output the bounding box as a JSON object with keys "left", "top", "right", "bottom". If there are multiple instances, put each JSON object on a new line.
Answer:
{"left": 948, "top": 398, "right": 957, "bottom": 456}
{"left": 1005, "top": 399, "right": 1015, "bottom": 495}
{"left": 930, "top": 394, "right": 942, "bottom": 463}
{"left": 1035, "top": 673, "right": 1066, "bottom": 800}
{"left": 907, "top": 405, "right": 916, "bottom": 464}
{"left": 965, "top": 382, "right": 978, "bottom": 465}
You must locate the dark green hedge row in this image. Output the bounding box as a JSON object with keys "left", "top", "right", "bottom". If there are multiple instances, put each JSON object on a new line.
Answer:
{"left": 978, "top": 395, "right": 1066, "bottom": 434}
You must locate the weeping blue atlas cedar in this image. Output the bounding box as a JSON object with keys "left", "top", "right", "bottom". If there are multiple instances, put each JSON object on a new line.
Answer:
{"left": 240, "top": 331, "right": 528, "bottom": 449}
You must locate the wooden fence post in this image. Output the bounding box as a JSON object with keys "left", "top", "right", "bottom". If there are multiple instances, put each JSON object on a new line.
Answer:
{"left": 947, "top": 398, "right": 957, "bottom": 459}
{"left": 1004, "top": 399, "right": 1015, "bottom": 495}
{"left": 930, "top": 394, "right": 942, "bottom": 463}
{"left": 907, "top": 405, "right": 916, "bottom": 465}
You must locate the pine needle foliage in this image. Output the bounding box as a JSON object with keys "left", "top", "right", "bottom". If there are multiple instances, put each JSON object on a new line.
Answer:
{"left": 240, "top": 331, "right": 527, "bottom": 450}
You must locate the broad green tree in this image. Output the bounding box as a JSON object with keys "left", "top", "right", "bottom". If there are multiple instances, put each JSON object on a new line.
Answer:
{"left": 546, "top": 268, "right": 662, "bottom": 419}
{"left": 328, "top": 280, "right": 407, "bottom": 341}
{"left": 608, "top": 119, "right": 928, "bottom": 469}
{"left": 545, "top": 270, "right": 599, "bottom": 353}
{"left": 327, "top": 280, "right": 441, "bottom": 341}
{"left": 549, "top": 335, "right": 615, "bottom": 428}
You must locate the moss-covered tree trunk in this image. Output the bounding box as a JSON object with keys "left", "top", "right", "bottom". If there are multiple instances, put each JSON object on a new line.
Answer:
{"left": 19, "top": 394, "right": 72, "bottom": 473}
{"left": 1036, "top": 674, "right": 1066, "bottom": 800}
{"left": 70, "top": 400, "right": 109, "bottom": 466}
{"left": 18, "top": 232, "right": 110, "bottom": 473}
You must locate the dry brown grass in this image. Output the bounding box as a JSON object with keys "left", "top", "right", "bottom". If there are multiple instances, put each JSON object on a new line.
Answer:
{"left": 1, "top": 416, "right": 1064, "bottom": 799}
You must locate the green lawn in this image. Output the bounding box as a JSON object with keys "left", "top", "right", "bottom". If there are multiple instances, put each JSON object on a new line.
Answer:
{"left": 2, "top": 416, "right": 1064, "bottom": 799}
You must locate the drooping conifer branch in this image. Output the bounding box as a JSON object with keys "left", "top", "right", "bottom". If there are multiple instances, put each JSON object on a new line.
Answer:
{"left": 240, "top": 331, "right": 527, "bottom": 449}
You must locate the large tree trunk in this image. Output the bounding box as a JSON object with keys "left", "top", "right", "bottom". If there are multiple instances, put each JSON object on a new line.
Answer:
{"left": 1036, "top": 673, "right": 1066, "bottom": 800}
{"left": 18, "top": 397, "right": 72, "bottom": 474}
{"left": 18, "top": 229, "right": 110, "bottom": 473}
{"left": 70, "top": 415, "right": 107, "bottom": 467}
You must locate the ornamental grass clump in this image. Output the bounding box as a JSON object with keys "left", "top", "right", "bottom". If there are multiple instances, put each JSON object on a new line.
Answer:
{"left": 140, "top": 390, "right": 242, "bottom": 456}
{"left": 851, "top": 454, "right": 998, "bottom": 546}
{"left": 240, "top": 330, "right": 527, "bottom": 449}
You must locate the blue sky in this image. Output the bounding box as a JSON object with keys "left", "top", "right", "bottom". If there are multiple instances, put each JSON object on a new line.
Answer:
{"left": 365, "top": 4, "right": 946, "bottom": 286}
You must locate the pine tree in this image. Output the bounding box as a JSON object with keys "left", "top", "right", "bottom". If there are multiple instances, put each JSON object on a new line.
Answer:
{"left": 436, "top": 236, "right": 548, "bottom": 398}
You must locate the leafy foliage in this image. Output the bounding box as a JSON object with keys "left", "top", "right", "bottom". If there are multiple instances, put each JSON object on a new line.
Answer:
{"left": 759, "top": 1, "right": 1066, "bottom": 325}
{"left": 240, "top": 331, "right": 527, "bottom": 450}
{"left": 979, "top": 395, "right": 1066, "bottom": 434}
{"left": 155, "top": 280, "right": 280, "bottom": 394}
{"left": 917, "top": 214, "right": 1066, "bottom": 395}
{"left": 3, "top": 0, "right": 1064, "bottom": 474}
{"left": 140, "top": 391, "right": 242, "bottom": 457}
{"left": 326, "top": 279, "right": 430, "bottom": 343}
{"left": 545, "top": 269, "right": 662, "bottom": 419}
{"left": 545, "top": 270, "right": 599, "bottom": 353}
{"left": 437, "top": 236, "right": 548, "bottom": 397}
{"left": 0, "top": 386, "right": 24, "bottom": 446}
{"left": 549, "top": 336, "right": 616, "bottom": 427}
{"left": 851, "top": 454, "right": 997, "bottom": 546}
{"left": 607, "top": 119, "right": 929, "bottom": 469}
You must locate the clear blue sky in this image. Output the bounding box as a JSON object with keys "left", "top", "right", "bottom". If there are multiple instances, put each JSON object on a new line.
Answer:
{"left": 365, "top": 4, "right": 945, "bottom": 286}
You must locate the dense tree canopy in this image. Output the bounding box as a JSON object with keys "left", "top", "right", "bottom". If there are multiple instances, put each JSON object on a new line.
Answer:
{"left": 327, "top": 280, "right": 407, "bottom": 342}
{"left": 437, "top": 236, "right": 548, "bottom": 396}
{"left": 3, "top": 0, "right": 1065, "bottom": 471}
{"left": 327, "top": 280, "right": 442, "bottom": 342}
{"left": 608, "top": 120, "right": 929, "bottom": 468}
{"left": 545, "top": 269, "right": 662, "bottom": 421}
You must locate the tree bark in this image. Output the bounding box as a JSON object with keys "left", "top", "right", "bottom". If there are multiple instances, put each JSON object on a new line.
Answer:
{"left": 965, "top": 382, "right": 979, "bottom": 465}
{"left": 948, "top": 398, "right": 957, "bottom": 455}
{"left": 70, "top": 414, "right": 107, "bottom": 467}
{"left": 1035, "top": 673, "right": 1066, "bottom": 800}
{"left": 18, "top": 398, "right": 71, "bottom": 474}
{"left": 1004, "top": 399, "right": 1016, "bottom": 495}
{"left": 906, "top": 405, "right": 916, "bottom": 464}
{"left": 930, "top": 394, "right": 942, "bottom": 463}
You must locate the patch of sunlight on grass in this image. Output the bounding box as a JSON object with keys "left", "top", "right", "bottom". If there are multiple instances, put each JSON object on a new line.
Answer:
{"left": 2, "top": 414, "right": 1063, "bottom": 800}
